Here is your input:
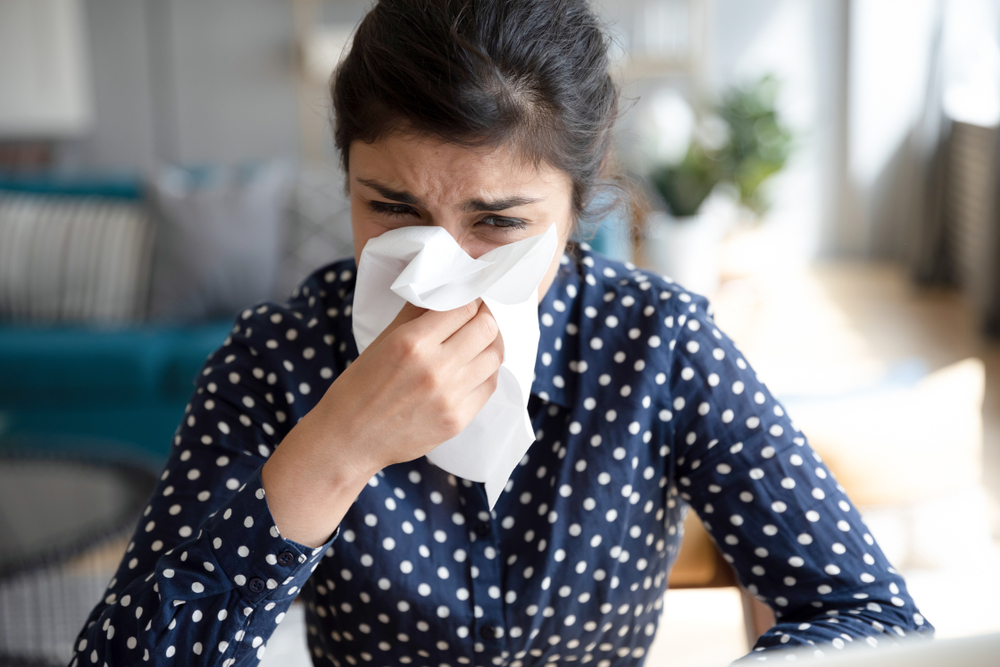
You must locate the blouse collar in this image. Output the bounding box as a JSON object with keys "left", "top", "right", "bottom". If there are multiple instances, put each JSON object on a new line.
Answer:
{"left": 531, "top": 247, "right": 585, "bottom": 409}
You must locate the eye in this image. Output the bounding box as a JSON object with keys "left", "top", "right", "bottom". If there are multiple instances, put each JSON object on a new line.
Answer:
{"left": 478, "top": 216, "right": 527, "bottom": 231}
{"left": 369, "top": 201, "right": 418, "bottom": 217}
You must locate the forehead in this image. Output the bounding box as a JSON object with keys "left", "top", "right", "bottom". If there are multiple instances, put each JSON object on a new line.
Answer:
{"left": 348, "top": 134, "right": 571, "bottom": 203}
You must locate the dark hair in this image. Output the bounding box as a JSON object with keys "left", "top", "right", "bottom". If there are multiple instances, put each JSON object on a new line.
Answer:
{"left": 331, "top": 0, "right": 635, "bottom": 230}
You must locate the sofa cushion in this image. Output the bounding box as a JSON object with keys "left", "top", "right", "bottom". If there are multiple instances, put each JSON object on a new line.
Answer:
{"left": 0, "top": 191, "right": 154, "bottom": 323}
{"left": 0, "top": 321, "right": 233, "bottom": 407}
{"left": 148, "top": 162, "right": 294, "bottom": 322}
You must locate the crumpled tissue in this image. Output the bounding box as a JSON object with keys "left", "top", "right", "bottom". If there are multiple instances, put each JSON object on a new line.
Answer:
{"left": 352, "top": 224, "right": 559, "bottom": 508}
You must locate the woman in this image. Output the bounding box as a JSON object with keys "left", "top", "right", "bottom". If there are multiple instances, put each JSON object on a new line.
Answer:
{"left": 72, "top": 1, "right": 932, "bottom": 665}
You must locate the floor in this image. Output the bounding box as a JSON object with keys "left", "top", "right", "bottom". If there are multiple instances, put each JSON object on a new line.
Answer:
{"left": 262, "top": 257, "right": 1000, "bottom": 666}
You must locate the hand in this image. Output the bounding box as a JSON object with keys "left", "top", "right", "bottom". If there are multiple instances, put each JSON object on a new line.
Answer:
{"left": 262, "top": 299, "right": 504, "bottom": 546}
{"left": 330, "top": 299, "right": 505, "bottom": 473}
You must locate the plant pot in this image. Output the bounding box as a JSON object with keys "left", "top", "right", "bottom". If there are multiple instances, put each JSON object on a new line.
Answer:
{"left": 641, "top": 209, "right": 727, "bottom": 296}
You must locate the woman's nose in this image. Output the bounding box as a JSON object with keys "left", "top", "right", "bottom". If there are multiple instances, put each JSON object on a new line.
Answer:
{"left": 432, "top": 222, "right": 488, "bottom": 260}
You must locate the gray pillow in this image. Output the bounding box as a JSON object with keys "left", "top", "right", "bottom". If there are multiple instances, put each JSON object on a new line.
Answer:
{"left": 276, "top": 164, "right": 355, "bottom": 299}
{"left": 148, "top": 162, "right": 294, "bottom": 322}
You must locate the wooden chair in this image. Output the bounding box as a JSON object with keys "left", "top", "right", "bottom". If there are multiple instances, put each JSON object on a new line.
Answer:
{"left": 667, "top": 509, "right": 775, "bottom": 649}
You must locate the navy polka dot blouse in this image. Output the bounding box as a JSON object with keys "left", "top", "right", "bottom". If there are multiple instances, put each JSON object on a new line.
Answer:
{"left": 72, "top": 245, "right": 933, "bottom": 667}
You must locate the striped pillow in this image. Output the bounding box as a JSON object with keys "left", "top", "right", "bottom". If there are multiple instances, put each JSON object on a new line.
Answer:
{"left": 0, "top": 192, "right": 154, "bottom": 323}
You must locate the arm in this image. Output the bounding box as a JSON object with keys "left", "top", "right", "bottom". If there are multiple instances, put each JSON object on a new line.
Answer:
{"left": 71, "top": 272, "right": 507, "bottom": 666}
{"left": 69, "top": 291, "right": 353, "bottom": 667}
{"left": 658, "top": 290, "right": 933, "bottom": 661}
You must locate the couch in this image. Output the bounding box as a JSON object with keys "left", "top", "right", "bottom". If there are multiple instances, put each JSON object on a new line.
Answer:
{"left": 0, "top": 165, "right": 355, "bottom": 463}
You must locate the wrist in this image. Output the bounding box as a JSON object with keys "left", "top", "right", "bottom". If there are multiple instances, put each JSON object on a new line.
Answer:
{"left": 261, "top": 415, "right": 378, "bottom": 548}
{"left": 281, "top": 409, "right": 383, "bottom": 491}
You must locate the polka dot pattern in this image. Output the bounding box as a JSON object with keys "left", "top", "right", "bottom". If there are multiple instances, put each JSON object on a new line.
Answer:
{"left": 70, "top": 247, "right": 932, "bottom": 667}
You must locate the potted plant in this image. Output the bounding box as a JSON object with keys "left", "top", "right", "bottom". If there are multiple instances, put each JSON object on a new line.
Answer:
{"left": 643, "top": 138, "right": 730, "bottom": 296}
{"left": 716, "top": 74, "right": 794, "bottom": 220}
{"left": 641, "top": 75, "right": 793, "bottom": 295}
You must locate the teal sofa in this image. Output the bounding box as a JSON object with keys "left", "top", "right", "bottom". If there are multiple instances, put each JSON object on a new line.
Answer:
{"left": 0, "top": 172, "right": 237, "bottom": 464}
{"left": 0, "top": 321, "right": 233, "bottom": 463}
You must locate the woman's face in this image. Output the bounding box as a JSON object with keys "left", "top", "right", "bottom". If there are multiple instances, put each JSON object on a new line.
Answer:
{"left": 348, "top": 134, "right": 575, "bottom": 301}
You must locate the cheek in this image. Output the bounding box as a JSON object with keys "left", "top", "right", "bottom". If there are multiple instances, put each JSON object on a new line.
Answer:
{"left": 350, "top": 211, "right": 381, "bottom": 266}
{"left": 552, "top": 211, "right": 574, "bottom": 257}
{"left": 536, "top": 223, "right": 572, "bottom": 301}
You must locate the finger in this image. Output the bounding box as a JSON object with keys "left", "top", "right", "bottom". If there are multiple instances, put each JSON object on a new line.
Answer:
{"left": 461, "top": 329, "right": 505, "bottom": 390}
{"left": 442, "top": 302, "right": 501, "bottom": 363}
{"left": 464, "top": 367, "right": 501, "bottom": 412}
{"left": 405, "top": 298, "right": 483, "bottom": 344}
{"left": 370, "top": 301, "right": 427, "bottom": 347}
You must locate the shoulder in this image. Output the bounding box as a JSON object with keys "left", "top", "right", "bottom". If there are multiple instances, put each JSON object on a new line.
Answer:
{"left": 572, "top": 243, "right": 716, "bottom": 346}
{"left": 193, "top": 258, "right": 358, "bottom": 421}
{"left": 220, "top": 257, "right": 357, "bottom": 358}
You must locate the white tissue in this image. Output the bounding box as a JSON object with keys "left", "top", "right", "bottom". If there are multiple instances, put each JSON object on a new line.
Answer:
{"left": 352, "top": 225, "right": 559, "bottom": 508}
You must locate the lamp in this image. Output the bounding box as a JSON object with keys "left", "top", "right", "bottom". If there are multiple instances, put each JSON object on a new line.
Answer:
{"left": 0, "top": 0, "right": 93, "bottom": 140}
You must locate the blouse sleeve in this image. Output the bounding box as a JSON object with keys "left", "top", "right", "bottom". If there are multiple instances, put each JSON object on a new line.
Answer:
{"left": 658, "top": 289, "right": 934, "bottom": 662}
{"left": 70, "top": 283, "right": 341, "bottom": 667}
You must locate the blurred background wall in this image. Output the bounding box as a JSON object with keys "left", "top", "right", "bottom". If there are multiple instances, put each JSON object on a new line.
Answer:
{"left": 22, "top": 0, "right": 989, "bottom": 263}
{"left": 56, "top": 0, "right": 302, "bottom": 169}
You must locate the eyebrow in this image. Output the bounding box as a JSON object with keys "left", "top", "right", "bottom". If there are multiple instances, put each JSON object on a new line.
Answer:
{"left": 356, "top": 177, "right": 543, "bottom": 212}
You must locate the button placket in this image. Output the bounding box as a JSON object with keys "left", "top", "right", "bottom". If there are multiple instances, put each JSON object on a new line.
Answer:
{"left": 469, "top": 485, "right": 505, "bottom": 657}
